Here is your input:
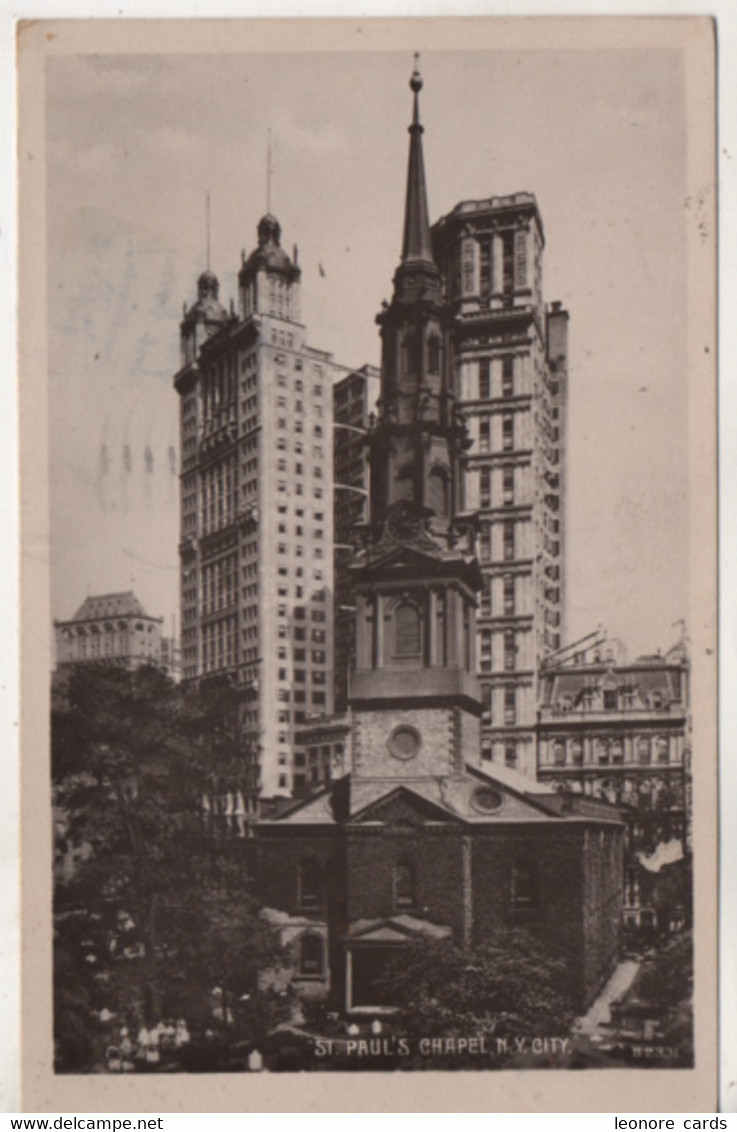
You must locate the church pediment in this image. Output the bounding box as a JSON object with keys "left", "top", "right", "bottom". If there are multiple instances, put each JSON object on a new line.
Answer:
{"left": 347, "top": 914, "right": 452, "bottom": 943}
{"left": 348, "top": 784, "right": 464, "bottom": 827}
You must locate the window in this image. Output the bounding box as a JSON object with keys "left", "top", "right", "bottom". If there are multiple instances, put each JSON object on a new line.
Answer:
{"left": 596, "top": 740, "right": 609, "bottom": 765}
{"left": 504, "top": 630, "right": 516, "bottom": 671}
{"left": 480, "top": 467, "right": 491, "bottom": 509}
{"left": 502, "top": 465, "right": 514, "bottom": 504}
{"left": 479, "top": 418, "right": 490, "bottom": 453}
{"left": 511, "top": 862, "right": 537, "bottom": 908}
{"left": 428, "top": 337, "right": 440, "bottom": 375}
{"left": 504, "top": 685, "right": 516, "bottom": 725}
{"left": 480, "top": 632, "right": 492, "bottom": 672}
{"left": 501, "top": 356, "right": 514, "bottom": 397}
{"left": 553, "top": 741, "right": 566, "bottom": 766}
{"left": 503, "top": 574, "right": 515, "bottom": 614}
{"left": 603, "top": 689, "right": 618, "bottom": 710}
{"left": 502, "top": 415, "right": 514, "bottom": 451}
{"left": 638, "top": 737, "right": 651, "bottom": 765}
{"left": 395, "top": 602, "right": 421, "bottom": 657}
{"left": 394, "top": 861, "right": 415, "bottom": 909}
{"left": 504, "top": 739, "right": 517, "bottom": 767}
{"left": 298, "top": 934, "right": 324, "bottom": 977}
{"left": 428, "top": 466, "right": 449, "bottom": 518}
{"left": 299, "top": 858, "right": 322, "bottom": 908}
{"left": 571, "top": 740, "right": 583, "bottom": 766}
{"left": 479, "top": 359, "right": 490, "bottom": 399}
{"left": 503, "top": 520, "right": 515, "bottom": 561}
{"left": 656, "top": 737, "right": 669, "bottom": 764}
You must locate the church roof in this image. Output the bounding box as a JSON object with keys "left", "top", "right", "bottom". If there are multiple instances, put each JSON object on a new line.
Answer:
{"left": 260, "top": 762, "right": 623, "bottom": 830}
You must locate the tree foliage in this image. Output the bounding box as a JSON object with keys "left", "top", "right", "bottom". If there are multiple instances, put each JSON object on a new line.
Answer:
{"left": 379, "top": 931, "right": 576, "bottom": 1050}
{"left": 52, "top": 664, "right": 286, "bottom": 1070}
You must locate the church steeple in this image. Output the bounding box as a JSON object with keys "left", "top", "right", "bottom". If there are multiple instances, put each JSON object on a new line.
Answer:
{"left": 348, "top": 60, "right": 483, "bottom": 764}
{"left": 401, "top": 57, "right": 434, "bottom": 269}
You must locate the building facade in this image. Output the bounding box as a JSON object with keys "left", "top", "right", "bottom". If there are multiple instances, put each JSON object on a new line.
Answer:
{"left": 54, "top": 591, "right": 178, "bottom": 678}
{"left": 254, "top": 63, "right": 623, "bottom": 1020}
{"left": 333, "top": 365, "right": 381, "bottom": 714}
{"left": 174, "top": 216, "right": 349, "bottom": 800}
{"left": 432, "top": 199, "right": 569, "bottom": 779}
{"left": 536, "top": 635, "right": 690, "bottom": 934}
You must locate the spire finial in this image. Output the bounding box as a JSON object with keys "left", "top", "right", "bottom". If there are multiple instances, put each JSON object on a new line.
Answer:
{"left": 410, "top": 53, "right": 422, "bottom": 93}
{"left": 400, "top": 54, "right": 434, "bottom": 266}
{"left": 410, "top": 53, "right": 422, "bottom": 125}
{"left": 266, "top": 128, "right": 272, "bottom": 214}
{"left": 205, "top": 190, "right": 211, "bottom": 271}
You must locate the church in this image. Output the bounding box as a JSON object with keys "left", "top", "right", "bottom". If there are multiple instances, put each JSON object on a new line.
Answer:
{"left": 253, "top": 62, "right": 624, "bottom": 1017}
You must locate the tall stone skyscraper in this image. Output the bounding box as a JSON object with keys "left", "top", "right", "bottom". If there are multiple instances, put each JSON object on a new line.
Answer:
{"left": 174, "top": 216, "right": 347, "bottom": 801}
{"left": 432, "top": 199, "right": 569, "bottom": 778}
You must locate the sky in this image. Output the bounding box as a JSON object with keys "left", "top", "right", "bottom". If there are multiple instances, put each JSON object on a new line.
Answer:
{"left": 46, "top": 45, "right": 689, "bottom": 659}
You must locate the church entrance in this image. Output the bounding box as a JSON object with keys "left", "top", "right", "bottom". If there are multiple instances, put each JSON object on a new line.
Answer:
{"left": 347, "top": 944, "right": 405, "bottom": 1011}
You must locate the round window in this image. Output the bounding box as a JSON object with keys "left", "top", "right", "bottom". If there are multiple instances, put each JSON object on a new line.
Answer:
{"left": 471, "top": 786, "right": 504, "bottom": 814}
{"left": 387, "top": 725, "right": 421, "bottom": 761}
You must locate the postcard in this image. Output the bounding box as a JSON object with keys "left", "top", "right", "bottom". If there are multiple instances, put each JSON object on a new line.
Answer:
{"left": 18, "top": 15, "right": 718, "bottom": 1112}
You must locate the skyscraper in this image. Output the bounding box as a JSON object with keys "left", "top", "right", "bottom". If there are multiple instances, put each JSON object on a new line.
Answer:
{"left": 332, "top": 364, "right": 381, "bottom": 714}
{"left": 175, "top": 215, "right": 348, "bottom": 800}
{"left": 432, "top": 198, "right": 569, "bottom": 778}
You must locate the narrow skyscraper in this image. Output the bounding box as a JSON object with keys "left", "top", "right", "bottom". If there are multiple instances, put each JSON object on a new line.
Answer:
{"left": 175, "top": 214, "right": 348, "bottom": 801}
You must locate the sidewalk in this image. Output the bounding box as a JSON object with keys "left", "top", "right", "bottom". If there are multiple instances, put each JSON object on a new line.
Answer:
{"left": 574, "top": 958, "right": 641, "bottom": 1037}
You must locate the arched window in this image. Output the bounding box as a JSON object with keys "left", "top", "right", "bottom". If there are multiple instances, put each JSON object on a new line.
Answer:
{"left": 298, "top": 933, "right": 324, "bottom": 977}
{"left": 637, "top": 737, "right": 651, "bottom": 765}
{"left": 396, "top": 463, "right": 417, "bottom": 503}
{"left": 427, "top": 466, "right": 449, "bottom": 518}
{"left": 553, "top": 741, "right": 566, "bottom": 766}
{"left": 427, "top": 336, "right": 441, "bottom": 375}
{"left": 395, "top": 602, "right": 421, "bottom": 657}
{"left": 394, "top": 861, "right": 415, "bottom": 909}
{"left": 298, "top": 858, "right": 322, "bottom": 909}
{"left": 511, "top": 862, "right": 537, "bottom": 908}
{"left": 655, "top": 736, "right": 669, "bottom": 764}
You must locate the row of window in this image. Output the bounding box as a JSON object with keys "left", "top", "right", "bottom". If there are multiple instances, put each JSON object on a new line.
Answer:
{"left": 546, "top": 736, "right": 672, "bottom": 766}
{"left": 479, "top": 574, "right": 516, "bottom": 616}
{"left": 556, "top": 689, "right": 670, "bottom": 712}
{"left": 481, "top": 740, "right": 519, "bottom": 769}
{"left": 478, "top": 520, "right": 517, "bottom": 561}
{"left": 479, "top": 629, "right": 521, "bottom": 672}
{"left": 296, "top": 856, "right": 536, "bottom": 913}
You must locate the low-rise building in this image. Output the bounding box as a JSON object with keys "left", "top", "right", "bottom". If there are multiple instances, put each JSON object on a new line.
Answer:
{"left": 536, "top": 634, "right": 690, "bottom": 936}
{"left": 54, "top": 591, "right": 177, "bottom": 677}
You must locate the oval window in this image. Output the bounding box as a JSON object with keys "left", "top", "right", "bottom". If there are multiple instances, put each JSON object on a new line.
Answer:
{"left": 471, "top": 786, "right": 504, "bottom": 813}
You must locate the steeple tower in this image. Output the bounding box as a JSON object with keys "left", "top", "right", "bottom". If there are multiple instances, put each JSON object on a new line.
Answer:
{"left": 348, "top": 61, "right": 483, "bottom": 780}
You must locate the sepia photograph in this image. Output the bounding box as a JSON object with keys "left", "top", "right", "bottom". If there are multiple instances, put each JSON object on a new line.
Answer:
{"left": 17, "top": 16, "right": 718, "bottom": 1113}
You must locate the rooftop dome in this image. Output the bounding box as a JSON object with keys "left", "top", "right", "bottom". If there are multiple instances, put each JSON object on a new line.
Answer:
{"left": 257, "top": 213, "right": 281, "bottom": 245}
{"left": 183, "top": 268, "right": 228, "bottom": 325}
{"left": 242, "top": 213, "right": 296, "bottom": 274}
{"left": 197, "top": 269, "right": 220, "bottom": 300}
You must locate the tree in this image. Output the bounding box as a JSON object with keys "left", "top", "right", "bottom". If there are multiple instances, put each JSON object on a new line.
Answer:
{"left": 52, "top": 664, "right": 286, "bottom": 1070}
{"left": 377, "top": 932, "right": 576, "bottom": 1066}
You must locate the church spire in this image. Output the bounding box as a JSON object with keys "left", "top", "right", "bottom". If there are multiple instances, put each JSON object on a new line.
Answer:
{"left": 401, "top": 56, "right": 434, "bottom": 267}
